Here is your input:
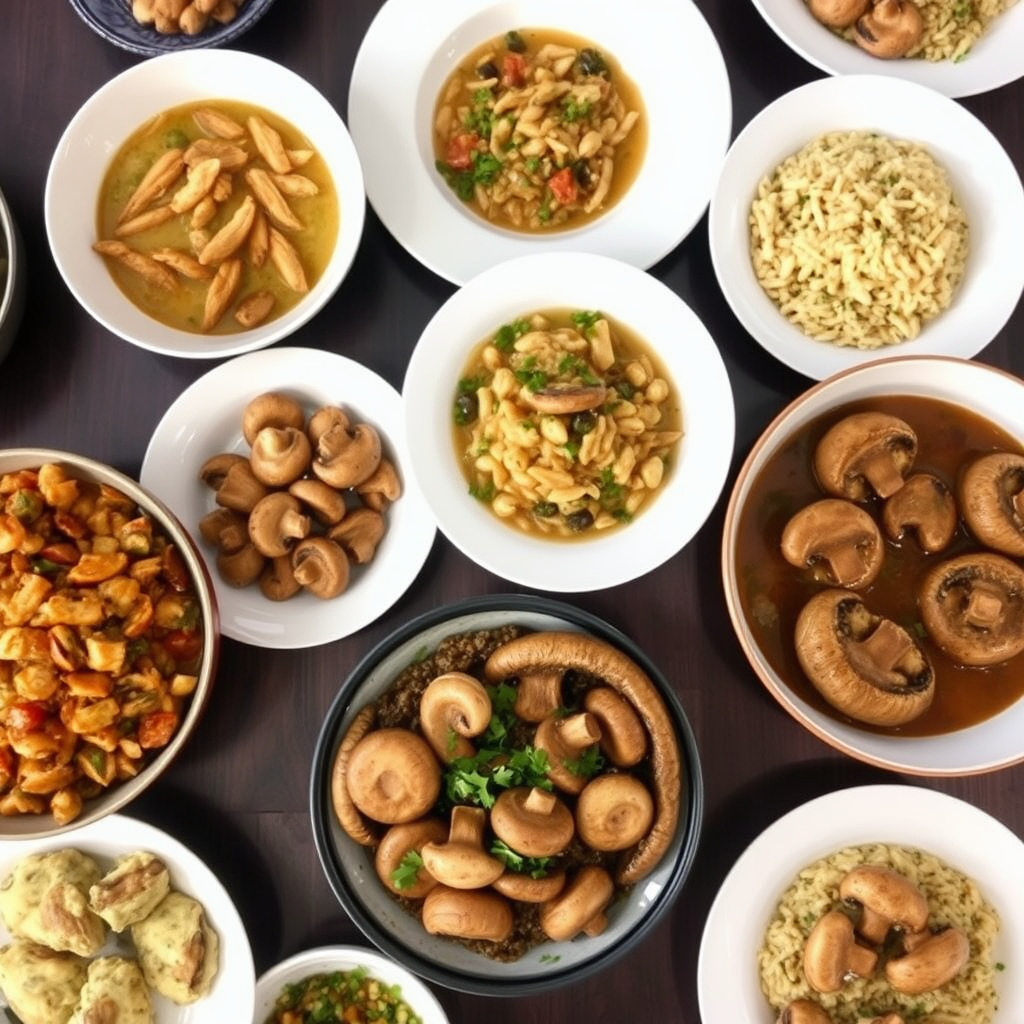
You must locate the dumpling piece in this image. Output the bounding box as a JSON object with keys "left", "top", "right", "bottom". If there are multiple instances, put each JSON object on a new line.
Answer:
{"left": 0, "top": 940, "right": 88, "bottom": 1024}
{"left": 0, "top": 850, "right": 106, "bottom": 956}
{"left": 130, "top": 891, "right": 219, "bottom": 1004}
{"left": 68, "top": 956, "right": 152, "bottom": 1024}
{"left": 88, "top": 851, "right": 170, "bottom": 932}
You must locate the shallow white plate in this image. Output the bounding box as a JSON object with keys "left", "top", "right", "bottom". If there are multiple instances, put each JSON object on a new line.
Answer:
{"left": 45, "top": 49, "right": 365, "bottom": 360}
{"left": 348, "top": 0, "right": 731, "bottom": 284}
{"left": 708, "top": 74, "right": 1024, "bottom": 381}
{"left": 0, "top": 813, "right": 255, "bottom": 1024}
{"left": 141, "top": 347, "right": 436, "bottom": 648}
{"left": 697, "top": 784, "right": 1024, "bottom": 1023}
{"left": 403, "top": 250, "right": 735, "bottom": 591}
{"left": 253, "top": 945, "right": 449, "bottom": 1024}
{"left": 750, "top": 0, "right": 1024, "bottom": 98}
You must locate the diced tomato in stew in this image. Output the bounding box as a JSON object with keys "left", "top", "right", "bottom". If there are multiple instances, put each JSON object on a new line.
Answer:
{"left": 445, "top": 132, "right": 480, "bottom": 170}
{"left": 138, "top": 711, "right": 179, "bottom": 749}
{"left": 502, "top": 52, "right": 527, "bottom": 87}
{"left": 548, "top": 167, "right": 578, "bottom": 205}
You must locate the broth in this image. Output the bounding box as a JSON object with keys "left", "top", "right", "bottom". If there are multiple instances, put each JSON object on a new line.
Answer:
{"left": 96, "top": 99, "right": 339, "bottom": 335}
{"left": 735, "top": 394, "right": 1024, "bottom": 736}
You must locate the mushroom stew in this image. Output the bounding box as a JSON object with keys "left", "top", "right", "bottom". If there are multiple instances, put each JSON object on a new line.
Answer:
{"left": 328, "top": 625, "right": 683, "bottom": 961}
{"left": 735, "top": 394, "right": 1024, "bottom": 735}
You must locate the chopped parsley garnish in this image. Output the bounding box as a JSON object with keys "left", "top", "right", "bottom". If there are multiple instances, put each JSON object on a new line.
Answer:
{"left": 494, "top": 318, "right": 530, "bottom": 351}
{"left": 490, "top": 838, "right": 553, "bottom": 878}
{"left": 558, "top": 354, "right": 599, "bottom": 384}
{"left": 561, "top": 96, "right": 592, "bottom": 123}
{"left": 390, "top": 849, "right": 424, "bottom": 890}
{"left": 469, "top": 480, "right": 497, "bottom": 502}
{"left": 436, "top": 149, "right": 503, "bottom": 202}
{"left": 570, "top": 309, "right": 602, "bottom": 335}
{"left": 562, "top": 744, "right": 604, "bottom": 778}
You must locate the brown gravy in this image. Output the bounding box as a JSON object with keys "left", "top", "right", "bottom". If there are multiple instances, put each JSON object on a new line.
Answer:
{"left": 735, "top": 394, "right": 1024, "bottom": 736}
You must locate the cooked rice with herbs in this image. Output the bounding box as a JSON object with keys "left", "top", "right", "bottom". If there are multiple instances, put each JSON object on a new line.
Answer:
{"left": 759, "top": 843, "right": 1001, "bottom": 1024}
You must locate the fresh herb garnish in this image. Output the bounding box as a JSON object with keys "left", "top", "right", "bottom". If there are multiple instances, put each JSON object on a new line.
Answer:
{"left": 490, "top": 838, "right": 553, "bottom": 878}
{"left": 562, "top": 744, "right": 604, "bottom": 778}
{"left": 570, "top": 310, "right": 602, "bottom": 335}
{"left": 494, "top": 318, "right": 529, "bottom": 351}
{"left": 390, "top": 849, "right": 425, "bottom": 891}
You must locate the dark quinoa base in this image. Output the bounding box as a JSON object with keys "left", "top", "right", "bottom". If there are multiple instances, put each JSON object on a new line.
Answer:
{"left": 364, "top": 625, "right": 634, "bottom": 962}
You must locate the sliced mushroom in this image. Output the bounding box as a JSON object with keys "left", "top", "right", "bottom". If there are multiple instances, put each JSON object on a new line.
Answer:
{"left": 418, "top": 672, "right": 492, "bottom": 763}
{"left": 777, "top": 1001, "right": 833, "bottom": 1024}
{"left": 958, "top": 452, "right": 1024, "bottom": 557}
{"left": 214, "top": 460, "right": 268, "bottom": 514}
{"left": 420, "top": 805, "right": 505, "bottom": 889}
{"left": 575, "top": 774, "right": 654, "bottom": 852}
{"left": 838, "top": 864, "right": 929, "bottom": 944}
{"left": 539, "top": 865, "right": 614, "bottom": 941}
{"left": 259, "top": 555, "right": 302, "bottom": 601}
{"left": 514, "top": 670, "right": 564, "bottom": 723}
{"left": 313, "top": 421, "right": 382, "bottom": 489}
{"left": 492, "top": 870, "right": 567, "bottom": 903}
{"left": 583, "top": 686, "right": 646, "bottom": 767}
{"left": 247, "top": 491, "right": 310, "bottom": 558}
{"left": 534, "top": 712, "right": 602, "bottom": 795}
{"left": 288, "top": 478, "right": 348, "bottom": 526}
{"left": 814, "top": 412, "right": 917, "bottom": 501}
{"left": 781, "top": 498, "right": 884, "bottom": 589}
{"left": 523, "top": 384, "right": 607, "bottom": 415}
{"left": 328, "top": 508, "right": 386, "bottom": 565}
{"left": 808, "top": 0, "right": 869, "bottom": 26}
{"left": 421, "top": 885, "right": 513, "bottom": 942}
{"left": 885, "top": 926, "right": 970, "bottom": 994}
{"left": 919, "top": 552, "right": 1024, "bottom": 666}
{"left": 803, "top": 910, "right": 879, "bottom": 993}
{"left": 882, "top": 473, "right": 957, "bottom": 553}
{"left": 291, "top": 536, "right": 350, "bottom": 599}
{"left": 249, "top": 425, "right": 312, "bottom": 487}
{"left": 795, "top": 589, "right": 934, "bottom": 726}
{"left": 855, "top": 0, "right": 924, "bottom": 58}
{"left": 491, "top": 787, "right": 574, "bottom": 858}
{"left": 344, "top": 727, "right": 441, "bottom": 824}
{"left": 241, "top": 392, "right": 305, "bottom": 446}
{"left": 375, "top": 818, "right": 448, "bottom": 898}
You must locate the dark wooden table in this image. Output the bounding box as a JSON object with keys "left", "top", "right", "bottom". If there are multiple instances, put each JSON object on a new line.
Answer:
{"left": 2, "top": 3, "right": 1022, "bottom": 1021}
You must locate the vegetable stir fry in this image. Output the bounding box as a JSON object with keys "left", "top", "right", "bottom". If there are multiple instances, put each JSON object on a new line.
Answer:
{"left": 266, "top": 967, "right": 422, "bottom": 1024}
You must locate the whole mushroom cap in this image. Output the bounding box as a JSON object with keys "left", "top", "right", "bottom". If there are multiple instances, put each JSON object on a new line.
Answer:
{"left": 781, "top": 498, "right": 884, "bottom": 589}
{"left": 344, "top": 728, "right": 441, "bottom": 824}
{"left": 882, "top": 472, "right": 958, "bottom": 554}
{"left": 418, "top": 672, "right": 492, "bottom": 763}
{"left": 919, "top": 552, "right": 1024, "bottom": 666}
{"left": 838, "top": 864, "right": 929, "bottom": 944}
{"left": 374, "top": 818, "right": 448, "bottom": 899}
{"left": 575, "top": 773, "right": 655, "bottom": 852}
{"left": 291, "top": 536, "right": 350, "bottom": 599}
{"left": 242, "top": 391, "right": 305, "bottom": 446}
{"left": 313, "top": 421, "right": 383, "bottom": 490}
{"left": 249, "top": 425, "right": 312, "bottom": 487}
{"left": 808, "top": 0, "right": 870, "bottom": 26}
{"left": 777, "top": 1000, "right": 833, "bottom": 1024}
{"left": 420, "top": 805, "right": 505, "bottom": 889}
{"left": 539, "top": 864, "right": 615, "bottom": 942}
{"left": 247, "top": 491, "right": 311, "bottom": 558}
{"left": 421, "top": 885, "right": 513, "bottom": 943}
{"left": 885, "top": 926, "right": 970, "bottom": 994}
{"left": 490, "top": 787, "right": 574, "bottom": 858}
{"left": 855, "top": 0, "right": 925, "bottom": 58}
{"left": 803, "top": 910, "right": 879, "bottom": 993}
{"left": 583, "top": 686, "right": 647, "bottom": 767}
{"left": 814, "top": 411, "right": 917, "bottom": 501}
{"left": 958, "top": 451, "right": 1024, "bottom": 557}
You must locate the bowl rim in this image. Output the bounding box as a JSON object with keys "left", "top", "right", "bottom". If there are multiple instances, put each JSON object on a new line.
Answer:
{"left": 0, "top": 185, "right": 25, "bottom": 351}
{"left": 308, "top": 592, "right": 704, "bottom": 995}
{"left": 720, "top": 354, "right": 1024, "bottom": 776}
{"left": 0, "top": 447, "right": 220, "bottom": 839}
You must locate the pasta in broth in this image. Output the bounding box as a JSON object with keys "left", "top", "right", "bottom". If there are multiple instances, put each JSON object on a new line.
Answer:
{"left": 433, "top": 29, "right": 646, "bottom": 232}
{"left": 453, "top": 309, "right": 682, "bottom": 540}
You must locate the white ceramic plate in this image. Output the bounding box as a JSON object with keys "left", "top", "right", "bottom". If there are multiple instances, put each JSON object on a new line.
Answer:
{"left": 141, "top": 347, "right": 436, "bottom": 648}
{"left": 253, "top": 945, "right": 449, "bottom": 1024}
{"left": 749, "top": 0, "right": 1024, "bottom": 98}
{"left": 403, "top": 251, "right": 735, "bottom": 592}
{"left": 348, "top": 0, "right": 731, "bottom": 284}
{"left": 708, "top": 74, "right": 1024, "bottom": 381}
{"left": 0, "top": 813, "right": 255, "bottom": 1024}
{"left": 45, "top": 49, "right": 365, "bottom": 360}
{"left": 697, "top": 784, "right": 1024, "bottom": 1023}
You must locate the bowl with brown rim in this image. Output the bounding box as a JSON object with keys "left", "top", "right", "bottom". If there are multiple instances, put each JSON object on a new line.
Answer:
{"left": 0, "top": 448, "right": 219, "bottom": 840}
{"left": 309, "top": 594, "right": 702, "bottom": 995}
{"left": 722, "top": 356, "right": 1024, "bottom": 776}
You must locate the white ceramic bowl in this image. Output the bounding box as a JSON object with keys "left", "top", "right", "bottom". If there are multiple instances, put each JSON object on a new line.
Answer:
{"left": 253, "top": 945, "right": 449, "bottom": 1024}
{"left": 708, "top": 74, "right": 1024, "bottom": 381}
{"left": 721, "top": 356, "right": 1024, "bottom": 776}
{"left": 0, "top": 449, "right": 219, "bottom": 840}
{"left": 749, "top": 0, "right": 1024, "bottom": 98}
{"left": 349, "top": 0, "right": 731, "bottom": 284}
{"left": 698, "top": 784, "right": 1024, "bottom": 1023}
{"left": 310, "top": 595, "right": 703, "bottom": 995}
{"left": 403, "top": 251, "right": 735, "bottom": 591}
{"left": 45, "top": 49, "right": 365, "bottom": 360}
{"left": 0, "top": 182, "right": 26, "bottom": 366}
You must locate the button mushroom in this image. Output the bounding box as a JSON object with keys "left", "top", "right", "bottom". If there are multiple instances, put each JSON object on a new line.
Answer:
{"left": 419, "top": 805, "right": 505, "bottom": 889}
{"left": 216, "top": 543, "right": 265, "bottom": 587}
{"left": 492, "top": 869, "right": 567, "bottom": 903}
{"left": 490, "top": 787, "right": 575, "bottom": 858}
{"left": 958, "top": 452, "right": 1024, "bottom": 557}
{"left": 344, "top": 727, "right": 441, "bottom": 824}
{"left": 249, "top": 425, "right": 312, "bottom": 487}
{"left": 247, "top": 491, "right": 310, "bottom": 558}
{"left": 575, "top": 773, "right": 654, "bottom": 852}
{"left": 539, "top": 864, "right": 614, "bottom": 941}
{"left": 522, "top": 384, "right": 607, "bottom": 415}
{"left": 329, "top": 705, "right": 378, "bottom": 846}
{"left": 198, "top": 452, "right": 246, "bottom": 490}
{"left": 288, "top": 478, "right": 348, "bottom": 526}
{"left": 814, "top": 412, "right": 917, "bottom": 501}
{"left": 356, "top": 459, "right": 402, "bottom": 512}
{"left": 854, "top": 0, "right": 924, "bottom": 58}
{"left": 583, "top": 686, "right": 647, "bottom": 767}
{"left": 803, "top": 910, "right": 879, "bottom": 993}
{"left": 534, "top": 712, "right": 603, "bottom": 795}
{"left": 328, "top": 508, "right": 386, "bottom": 565}
{"left": 781, "top": 498, "right": 884, "bottom": 589}
{"left": 795, "top": 589, "right": 934, "bottom": 726}
{"left": 306, "top": 404, "right": 350, "bottom": 447}
{"left": 198, "top": 507, "right": 248, "bottom": 553}
{"left": 421, "top": 885, "right": 513, "bottom": 943}
{"left": 807, "top": 0, "right": 870, "bottom": 26}
{"left": 241, "top": 391, "right": 305, "bottom": 446}
{"left": 513, "top": 670, "right": 564, "bottom": 723}
{"left": 776, "top": 1001, "right": 833, "bottom": 1024}
{"left": 291, "top": 536, "right": 350, "bottom": 599}
{"left": 418, "top": 672, "right": 492, "bottom": 763}
{"left": 885, "top": 926, "right": 970, "bottom": 994}
{"left": 374, "top": 818, "right": 448, "bottom": 899}
{"left": 838, "top": 864, "right": 929, "bottom": 944}
{"left": 259, "top": 554, "right": 302, "bottom": 601}
{"left": 313, "top": 421, "right": 382, "bottom": 489}
{"left": 918, "top": 552, "right": 1024, "bottom": 666}
{"left": 882, "top": 473, "right": 958, "bottom": 553}
{"left": 213, "top": 460, "right": 268, "bottom": 514}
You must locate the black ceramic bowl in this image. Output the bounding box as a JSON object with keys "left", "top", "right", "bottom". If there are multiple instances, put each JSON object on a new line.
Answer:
{"left": 67, "top": 0, "right": 276, "bottom": 56}
{"left": 310, "top": 594, "right": 703, "bottom": 996}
